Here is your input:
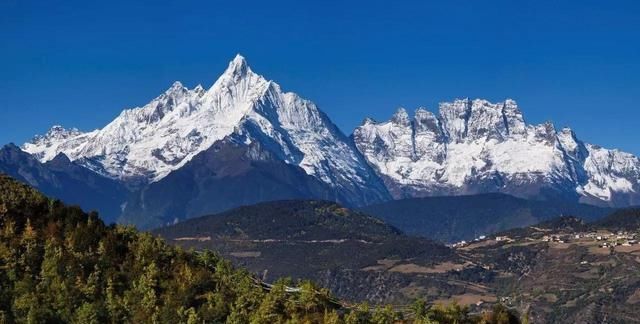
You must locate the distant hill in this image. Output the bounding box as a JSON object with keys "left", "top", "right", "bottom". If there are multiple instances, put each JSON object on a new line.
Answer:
{"left": 592, "top": 208, "right": 640, "bottom": 231}
{"left": 153, "top": 200, "right": 459, "bottom": 303}
{"left": 360, "top": 193, "right": 613, "bottom": 242}
{"left": 153, "top": 200, "right": 403, "bottom": 242}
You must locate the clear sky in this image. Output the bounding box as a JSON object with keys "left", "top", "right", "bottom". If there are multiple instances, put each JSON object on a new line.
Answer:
{"left": 1, "top": 0, "right": 639, "bottom": 154}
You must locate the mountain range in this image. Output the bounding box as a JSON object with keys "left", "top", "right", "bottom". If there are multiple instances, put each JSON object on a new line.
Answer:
{"left": 5, "top": 54, "right": 639, "bottom": 228}
{"left": 353, "top": 99, "right": 640, "bottom": 206}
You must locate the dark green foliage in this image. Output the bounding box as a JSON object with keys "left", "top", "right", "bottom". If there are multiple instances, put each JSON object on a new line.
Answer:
{"left": 409, "top": 299, "right": 520, "bottom": 324}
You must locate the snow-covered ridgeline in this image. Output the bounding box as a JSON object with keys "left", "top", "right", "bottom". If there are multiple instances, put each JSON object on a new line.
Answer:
{"left": 353, "top": 99, "right": 640, "bottom": 205}
{"left": 21, "top": 55, "right": 640, "bottom": 207}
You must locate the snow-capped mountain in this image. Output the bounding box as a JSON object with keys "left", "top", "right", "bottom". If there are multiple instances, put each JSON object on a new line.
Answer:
{"left": 353, "top": 99, "right": 640, "bottom": 207}
{"left": 22, "top": 55, "right": 390, "bottom": 206}
{"left": 20, "top": 55, "right": 640, "bottom": 212}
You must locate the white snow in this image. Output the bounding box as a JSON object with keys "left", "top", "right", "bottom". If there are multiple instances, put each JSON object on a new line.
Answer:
{"left": 353, "top": 99, "right": 640, "bottom": 204}
{"left": 21, "top": 56, "right": 640, "bottom": 206}
{"left": 22, "top": 55, "right": 379, "bottom": 198}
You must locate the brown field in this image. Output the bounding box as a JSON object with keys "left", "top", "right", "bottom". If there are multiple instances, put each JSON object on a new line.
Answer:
{"left": 460, "top": 240, "right": 499, "bottom": 250}
{"left": 614, "top": 244, "right": 640, "bottom": 253}
{"left": 549, "top": 242, "right": 572, "bottom": 249}
{"left": 588, "top": 245, "right": 612, "bottom": 255}
{"left": 173, "top": 236, "right": 212, "bottom": 242}
{"left": 627, "top": 288, "right": 640, "bottom": 304}
{"left": 229, "top": 251, "right": 261, "bottom": 258}
{"left": 361, "top": 259, "right": 400, "bottom": 271}
{"left": 433, "top": 293, "right": 497, "bottom": 306}
{"left": 388, "top": 261, "right": 471, "bottom": 274}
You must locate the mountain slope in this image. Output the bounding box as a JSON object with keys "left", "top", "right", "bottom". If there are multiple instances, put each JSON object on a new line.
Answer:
{"left": 22, "top": 55, "right": 390, "bottom": 207}
{"left": 360, "top": 193, "right": 613, "bottom": 242}
{"left": 119, "top": 138, "right": 342, "bottom": 229}
{"left": 457, "top": 212, "right": 640, "bottom": 323}
{"left": 353, "top": 99, "right": 640, "bottom": 207}
{"left": 0, "top": 143, "right": 128, "bottom": 223}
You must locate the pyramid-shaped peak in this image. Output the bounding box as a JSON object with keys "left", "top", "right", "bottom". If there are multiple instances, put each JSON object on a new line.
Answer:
{"left": 232, "top": 53, "right": 247, "bottom": 64}
{"left": 225, "top": 54, "right": 250, "bottom": 76}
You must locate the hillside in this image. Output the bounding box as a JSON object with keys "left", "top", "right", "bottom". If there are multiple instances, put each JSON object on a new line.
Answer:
{"left": 118, "top": 139, "right": 340, "bottom": 229}
{"left": 360, "top": 193, "right": 613, "bottom": 242}
{"left": 154, "top": 197, "right": 640, "bottom": 322}
{"left": 153, "top": 200, "right": 458, "bottom": 303}
{"left": 0, "top": 174, "right": 352, "bottom": 322}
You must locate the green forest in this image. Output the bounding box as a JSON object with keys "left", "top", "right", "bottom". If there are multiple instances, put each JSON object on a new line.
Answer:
{"left": 0, "top": 174, "right": 519, "bottom": 323}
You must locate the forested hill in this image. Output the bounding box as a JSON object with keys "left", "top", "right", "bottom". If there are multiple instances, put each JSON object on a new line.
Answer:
{"left": 0, "top": 174, "right": 342, "bottom": 322}
{"left": 0, "top": 174, "right": 520, "bottom": 323}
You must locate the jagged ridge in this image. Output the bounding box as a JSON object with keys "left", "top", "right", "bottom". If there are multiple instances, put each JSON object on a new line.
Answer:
{"left": 21, "top": 55, "right": 640, "bottom": 209}
{"left": 353, "top": 99, "right": 640, "bottom": 207}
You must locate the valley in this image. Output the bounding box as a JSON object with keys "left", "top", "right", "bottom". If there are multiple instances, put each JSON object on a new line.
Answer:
{"left": 155, "top": 202, "right": 640, "bottom": 323}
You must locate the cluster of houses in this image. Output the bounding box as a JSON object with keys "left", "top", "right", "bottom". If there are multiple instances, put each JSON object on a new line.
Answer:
{"left": 590, "top": 231, "right": 638, "bottom": 248}
{"left": 540, "top": 231, "right": 639, "bottom": 248}
{"left": 541, "top": 234, "right": 570, "bottom": 243}
{"left": 449, "top": 229, "right": 640, "bottom": 250}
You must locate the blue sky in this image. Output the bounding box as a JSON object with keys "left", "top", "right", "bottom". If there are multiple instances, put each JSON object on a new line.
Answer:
{"left": 1, "top": 0, "right": 639, "bottom": 154}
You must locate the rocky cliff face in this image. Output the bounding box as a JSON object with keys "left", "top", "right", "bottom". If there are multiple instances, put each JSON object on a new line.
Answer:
{"left": 353, "top": 99, "right": 640, "bottom": 207}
